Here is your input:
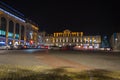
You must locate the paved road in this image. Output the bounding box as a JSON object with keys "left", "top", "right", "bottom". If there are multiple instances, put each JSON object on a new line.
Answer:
{"left": 0, "top": 49, "right": 120, "bottom": 71}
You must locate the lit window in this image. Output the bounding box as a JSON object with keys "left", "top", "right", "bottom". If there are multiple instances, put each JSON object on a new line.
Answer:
{"left": 56, "top": 43, "right": 58, "bottom": 46}
{"left": 46, "top": 39, "right": 48, "bottom": 42}
{"left": 15, "top": 34, "right": 19, "bottom": 39}
{"left": 66, "top": 38, "right": 68, "bottom": 42}
{"left": 76, "top": 44, "right": 78, "bottom": 46}
{"left": 63, "top": 39, "right": 65, "bottom": 42}
{"left": 56, "top": 39, "right": 58, "bottom": 42}
{"left": 0, "top": 30, "right": 6, "bottom": 35}
{"left": 73, "top": 38, "right": 75, "bottom": 42}
{"left": 60, "top": 38, "right": 61, "bottom": 42}
{"left": 8, "top": 32, "right": 13, "bottom": 37}
{"left": 81, "top": 40, "right": 82, "bottom": 42}
{"left": 76, "top": 38, "right": 79, "bottom": 42}
{"left": 53, "top": 39, "right": 55, "bottom": 43}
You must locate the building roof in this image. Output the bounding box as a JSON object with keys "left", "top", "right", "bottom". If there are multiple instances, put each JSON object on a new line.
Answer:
{"left": 0, "top": 1, "right": 24, "bottom": 18}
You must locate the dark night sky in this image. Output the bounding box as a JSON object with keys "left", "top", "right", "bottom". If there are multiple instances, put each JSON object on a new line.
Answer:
{"left": 1, "top": 0, "right": 120, "bottom": 37}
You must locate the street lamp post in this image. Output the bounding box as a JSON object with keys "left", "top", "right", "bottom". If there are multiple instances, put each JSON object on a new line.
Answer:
{"left": 115, "top": 38, "right": 118, "bottom": 50}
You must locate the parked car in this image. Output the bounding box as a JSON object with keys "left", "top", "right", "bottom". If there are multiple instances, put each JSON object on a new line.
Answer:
{"left": 50, "top": 46, "right": 60, "bottom": 50}
{"left": 10, "top": 45, "right": 25, "bottom": 50}
{"left": 0, "top": 44, "right": 11, "bottom": 50}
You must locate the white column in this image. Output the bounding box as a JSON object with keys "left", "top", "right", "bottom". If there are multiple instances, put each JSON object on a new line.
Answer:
{"left": 6, "top": 19, "right": 9, "bottom": 45}
{"left": 24, "top": 26, "right": 26, "bottom": 45}
{"left": 12, "top": 22, "right": 15, "bottom": 45}
{"left": 19, "top": 25, "right": 21, "bottom": 44}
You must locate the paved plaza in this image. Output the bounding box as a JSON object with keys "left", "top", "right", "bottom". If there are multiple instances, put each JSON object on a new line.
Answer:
{"left": 0, "top": 49, "right": 120, "bottom": 71}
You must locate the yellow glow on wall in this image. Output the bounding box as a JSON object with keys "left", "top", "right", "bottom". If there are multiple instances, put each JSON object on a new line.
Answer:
{"left": 54, "top": 33, "right": 56, "bottom": 37}
{"left": 84, "top": 38, "right": 86, "bottom": 42}
{"left": 63, "top": 29, "right": 71, "bottom": 33}
{"left": 0, "top": 11, "right": 3, "bottom": 14}
{"left": 52, "top": 38, "right": 55, "bottom": 43}
{"left": 81, "top": 32, "right": 83, "bottom": 36}
{"left": 32, "top": 25, "right": 39, "bottom": 30}
{"left": 92, "top": 37, "right": 94, "bottom": 42}
{"left": 53, "top": 31, "right": 83, "bottom": 37}
{"left": 77, "top": 32, "right": 79, "bottom": 36}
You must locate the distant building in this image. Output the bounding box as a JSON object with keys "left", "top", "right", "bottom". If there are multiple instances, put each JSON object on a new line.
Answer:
{"left": 43, "top": 29, "right": 101, "bottom": 49}
{"left": 101, "top": 36, "right": 110, "bottom": 48}
{"left": 82, "top": 35, "right": 101, "bottom": 49}
{"left": 25, "top": 20, "right": 39, "bottom": 46}
{"left": 0, "top": 1, "right": 39, "bottom": 46}
{"left": 110, "top": 33, "right": 120, "bottom": 50}
{"left": 37, "top": 31, "right": 46, "bottom": 45}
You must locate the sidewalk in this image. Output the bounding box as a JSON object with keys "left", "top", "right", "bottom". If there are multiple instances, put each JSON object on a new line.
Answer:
{"left": 0, "top": 50, "right": 6, "bottom": 54}
{"left": 112, "top": 50, "right": 120, "bottom": 52}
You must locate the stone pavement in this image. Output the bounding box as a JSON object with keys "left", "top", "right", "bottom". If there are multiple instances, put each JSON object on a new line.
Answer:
{"left": 35, "top": 52, "right": 92, "bottom": 71}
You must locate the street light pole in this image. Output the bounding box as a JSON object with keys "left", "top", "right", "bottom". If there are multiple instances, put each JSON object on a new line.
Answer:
{"left": 115, "top": 38, "right": 118, "bottom": 50}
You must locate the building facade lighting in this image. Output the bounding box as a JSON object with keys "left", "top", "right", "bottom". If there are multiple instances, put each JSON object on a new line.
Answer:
{"left": 0, "top": 8, "right": 25, "bottom": 22}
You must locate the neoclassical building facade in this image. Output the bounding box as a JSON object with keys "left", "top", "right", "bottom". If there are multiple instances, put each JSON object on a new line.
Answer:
{"left": 43, "top": 29, "right": 101, "bottom": 48}
{"left": 52, "top": 29, "right": 83, "bottom": 46}
{"left": 0, "top": 2, "right": 39, "bottom": 46}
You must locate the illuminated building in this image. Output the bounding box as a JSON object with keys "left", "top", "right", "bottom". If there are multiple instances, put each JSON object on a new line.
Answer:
{"left": 52, "top": 29, "right": 83, "bottom": 46}
{"left": 82, "top": 36, "right": 101, "bottom": 49}
{"left": 44, "top": 29, "right": 101, "bottom": 48}
{"left": 25, "top": 19, "right": 39, "bottom": 46}
{"left": 0, "top": 1, "right": 39, "bottom": 46}
{"left": 38, "top": 31, "right": 46, "bottom": 45}
{"left": 110, "top": 33, "right": 120, "bottom": 50}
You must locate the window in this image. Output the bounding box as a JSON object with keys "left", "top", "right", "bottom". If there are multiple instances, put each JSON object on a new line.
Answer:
{"left": 15, "top": 23, "right": 19, "bottom": 34}
{"left": 76, "top": 38, "right": 79, "bottom": 42}
{"left": 21, "top": 25, "right": 24, "bottom": 40}
{"left": 1, "top": 17, "right": 7, "bottom": 31}
{"left": 15, "top": 34, "right": 19, "bottom": 39}
{"left": 8, "top": 32, "right": 13, "bottom": 38}
{"left": 9, "top": 20, "right": 14, "bottom": 33}
{"left": 66, "top": 38, "right": 68, "bottom": 42}
{"left": 0, "top": 30, "right": 6, "bottom": 36}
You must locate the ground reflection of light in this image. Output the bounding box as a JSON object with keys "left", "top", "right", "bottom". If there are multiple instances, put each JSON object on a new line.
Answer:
{"left": 24, "top": 49, "right": 38, "bottom": 53}
{"left": 24, "top": 49, "right": 45, "bottom": 53}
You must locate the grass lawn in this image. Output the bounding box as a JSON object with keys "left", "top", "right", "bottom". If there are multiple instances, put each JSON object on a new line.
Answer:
{"left": 0, "top": 65, "right": 120, "bottom": 80}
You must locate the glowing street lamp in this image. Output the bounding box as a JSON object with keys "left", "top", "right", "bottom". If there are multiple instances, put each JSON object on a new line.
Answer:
{"left": 115, "top": 38, "right": 118, "bottom": 45}
{"left": 115, "top": 38, "right": 118, "bottom": 41}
